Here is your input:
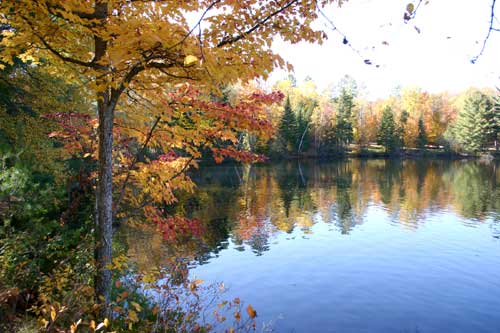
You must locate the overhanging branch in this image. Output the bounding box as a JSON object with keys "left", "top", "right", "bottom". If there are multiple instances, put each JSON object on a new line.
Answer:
{"left": 216, "top": 0, "right": 300, "bottom": 47}
{"left": 471, "top": 0, "right": 498, "bottom": 64}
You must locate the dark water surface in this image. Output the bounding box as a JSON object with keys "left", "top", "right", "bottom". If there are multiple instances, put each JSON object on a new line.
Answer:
{"left": 124, "top": 160, "right": 500, "bottom": 332}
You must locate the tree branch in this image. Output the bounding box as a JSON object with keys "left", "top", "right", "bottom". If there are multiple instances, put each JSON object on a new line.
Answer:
{"left": 217, "top": 0, "right": 300, "bottom": 47}
{"left": 168, "top": 0, "right": 222, "bottom": 50}
{"left": 114, "top": 115, "right": 162, "bottom": 216}
{"left": 21, "top": 15, "right": 100, "bottom": 69}
{"left": 471, "top": 0, "right": 498, "bottom": 64}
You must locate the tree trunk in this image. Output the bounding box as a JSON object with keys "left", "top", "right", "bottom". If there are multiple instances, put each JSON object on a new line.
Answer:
{"left": 297, "top": 122, "right": 310, "bottom": 154}
{"left": 95, "top": 93, "right": 115, "bottom": 315}
{"left": 93, "top": 2, "right": 112, "bottom": 315}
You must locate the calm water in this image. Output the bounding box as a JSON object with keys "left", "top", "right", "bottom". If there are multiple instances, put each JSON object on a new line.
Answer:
{"left": 123, "top": 160, "right": 500, "bottom": 333}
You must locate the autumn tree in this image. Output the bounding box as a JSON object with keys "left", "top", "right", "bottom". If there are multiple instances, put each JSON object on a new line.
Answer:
{"left": 0, "top": 0, "right": 343, "bottom": 311}
{"left": 400, "top": 87, "right": 432, "bottom": 147}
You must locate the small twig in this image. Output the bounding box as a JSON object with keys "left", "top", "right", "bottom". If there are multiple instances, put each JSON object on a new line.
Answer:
{"left": 316, "top": 2, "right": 380, "bottom": 67}
{"left": 168, "top": 0, "right": 222, "bottom": 50}
{"left": 471, "top": 0, "right": 499, "bottom": 64}
{"left": 217, "top": 0, "right": 300, "bottom": 47}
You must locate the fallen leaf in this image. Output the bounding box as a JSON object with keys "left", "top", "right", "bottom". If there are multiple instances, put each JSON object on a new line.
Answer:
{"left": 246, "top": 304, "right": 257, "bottom": 319}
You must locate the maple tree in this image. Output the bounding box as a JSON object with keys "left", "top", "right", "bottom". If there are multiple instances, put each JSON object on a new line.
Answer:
{"left": 0, "top": 0, "right": 343, "bottom": 312}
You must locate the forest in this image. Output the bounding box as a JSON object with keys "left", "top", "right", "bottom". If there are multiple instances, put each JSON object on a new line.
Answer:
{"left": 0, "top": 1, "right": 499, "bottom": 333}
{"left": 260, "top": 75, "right": 500, "bottom": 157}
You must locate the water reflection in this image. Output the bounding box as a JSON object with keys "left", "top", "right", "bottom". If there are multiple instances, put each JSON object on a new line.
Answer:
{"left": 122, "top": 160, "right": 500, "bottom": 269}
{"left": 192, "top": 160, "right": 500, "bottom": 246}
{"left": 120, "top": 159, "right": 500, "bottom": 332}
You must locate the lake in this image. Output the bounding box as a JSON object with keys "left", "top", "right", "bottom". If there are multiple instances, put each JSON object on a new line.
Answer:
{"left": 122, "top": 159, "right": 500, "bottom": 333}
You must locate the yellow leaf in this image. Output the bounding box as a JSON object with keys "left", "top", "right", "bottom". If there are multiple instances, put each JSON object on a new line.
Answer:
{"left": 70, "top": 319, "right": 82, "bottom": 333}
{"left": 128, "top": 310, "right": 139, "bottom": 322}
{"left": 90, "top": 320, "right": 96, "bottom": 330}
{"left": 246, "top": 304, "right": 257, "bottom": 319}
{"left": 103, "top": 318, "right": 110, "bottom": 327}
{"left": 130, "top": 301, "right": 142, "bottom": 312}
{"left": 184, "top": 55, "right": 198, "bottom": 67}
{"left": 50, "top": 306, "right": 56, "bottom": 321}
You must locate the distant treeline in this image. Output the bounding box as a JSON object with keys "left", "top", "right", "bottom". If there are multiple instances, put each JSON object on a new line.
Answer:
{"left": 225, "top": 75, "right": 500, "bottom": 159}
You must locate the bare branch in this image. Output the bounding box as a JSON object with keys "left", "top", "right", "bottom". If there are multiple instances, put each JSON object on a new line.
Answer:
{"left": 168, "top": 0, "right": 222, "bottom": 50}
{"left": 471, "top": 0, "right": 498, "bottom": 64}
{"left": 217, "top": 0, "right": 300, "bottom": 47}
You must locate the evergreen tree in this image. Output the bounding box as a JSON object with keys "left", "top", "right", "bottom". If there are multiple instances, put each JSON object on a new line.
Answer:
{"left": 489, "top": 94, "right": 500, "bottom": 150}
{"left": 454, "top": 92, "right": 494, "bottom": 152}
{"left": 416, "top": 116, "right": 427, "bottom": 149}
{"left": 334, "top": 75, "right": 356, "bottom": 151}
{"left": 377, "top": 106, "right": 398, "bottom": 153}
{"left": 397, "top": 110, "right": 409, "bottom": 148}
{"left": 278, "top": 96, "right": 298, "bottom": 153}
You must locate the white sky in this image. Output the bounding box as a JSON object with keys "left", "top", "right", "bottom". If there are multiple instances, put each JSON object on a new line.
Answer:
{"left": 269, "top": 0, "right": 500, "bottom": 99}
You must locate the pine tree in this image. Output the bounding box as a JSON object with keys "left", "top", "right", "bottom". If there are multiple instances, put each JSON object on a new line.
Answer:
{"left": 377, "top": 106, "right": 398, "bottom": 153}
{"left": 334, "top": 76, "right": 356, "bottom": 151}
{"left": 454, "top": 92, "right": 494, "bottom": 152}
{"left": 489, "top": 94, "right": 500, "bottom": 150}
{"left": 416, "top": 116, "right": 427, "bottom": 149}
{"left": 397, "top": 110, "right": 409, "bottom": 148}
{"left": 278, "top": 96, "right": 298, "bottom": 153}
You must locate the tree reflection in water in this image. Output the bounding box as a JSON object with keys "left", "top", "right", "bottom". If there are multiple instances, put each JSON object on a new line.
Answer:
{"left": 120, "top": 159, "right": 500, "bottom": 277}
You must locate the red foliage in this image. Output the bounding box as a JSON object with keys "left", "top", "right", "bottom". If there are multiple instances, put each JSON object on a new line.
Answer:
{"left": 145, "top": 207, "right": 204, "bottom": 242}
{"left": 211, "top": 147, "right": 267, "bottom": 164}
{"left": 44, "top": 112, "right": 97, "bottom": 158}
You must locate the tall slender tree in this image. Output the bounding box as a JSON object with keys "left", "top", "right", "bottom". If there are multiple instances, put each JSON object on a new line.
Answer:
{"left": 377, "top": 106, "right": 398, "bottom": 153}
{"left": 278, "top": 96, "right": 298, "bottom": 154}
{"left": 416, "top": 116, "right": 427, "bottom": 149}
{"left": 398, "top": 110, "right": 409, "bottom": 148}
{"left": 334, "top": 76, "right": 356, "bottom": 151}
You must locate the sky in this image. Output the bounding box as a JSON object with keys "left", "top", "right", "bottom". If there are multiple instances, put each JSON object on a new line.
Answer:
{"left": 269, "top": 0, "right": 500, "bottom": 99}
